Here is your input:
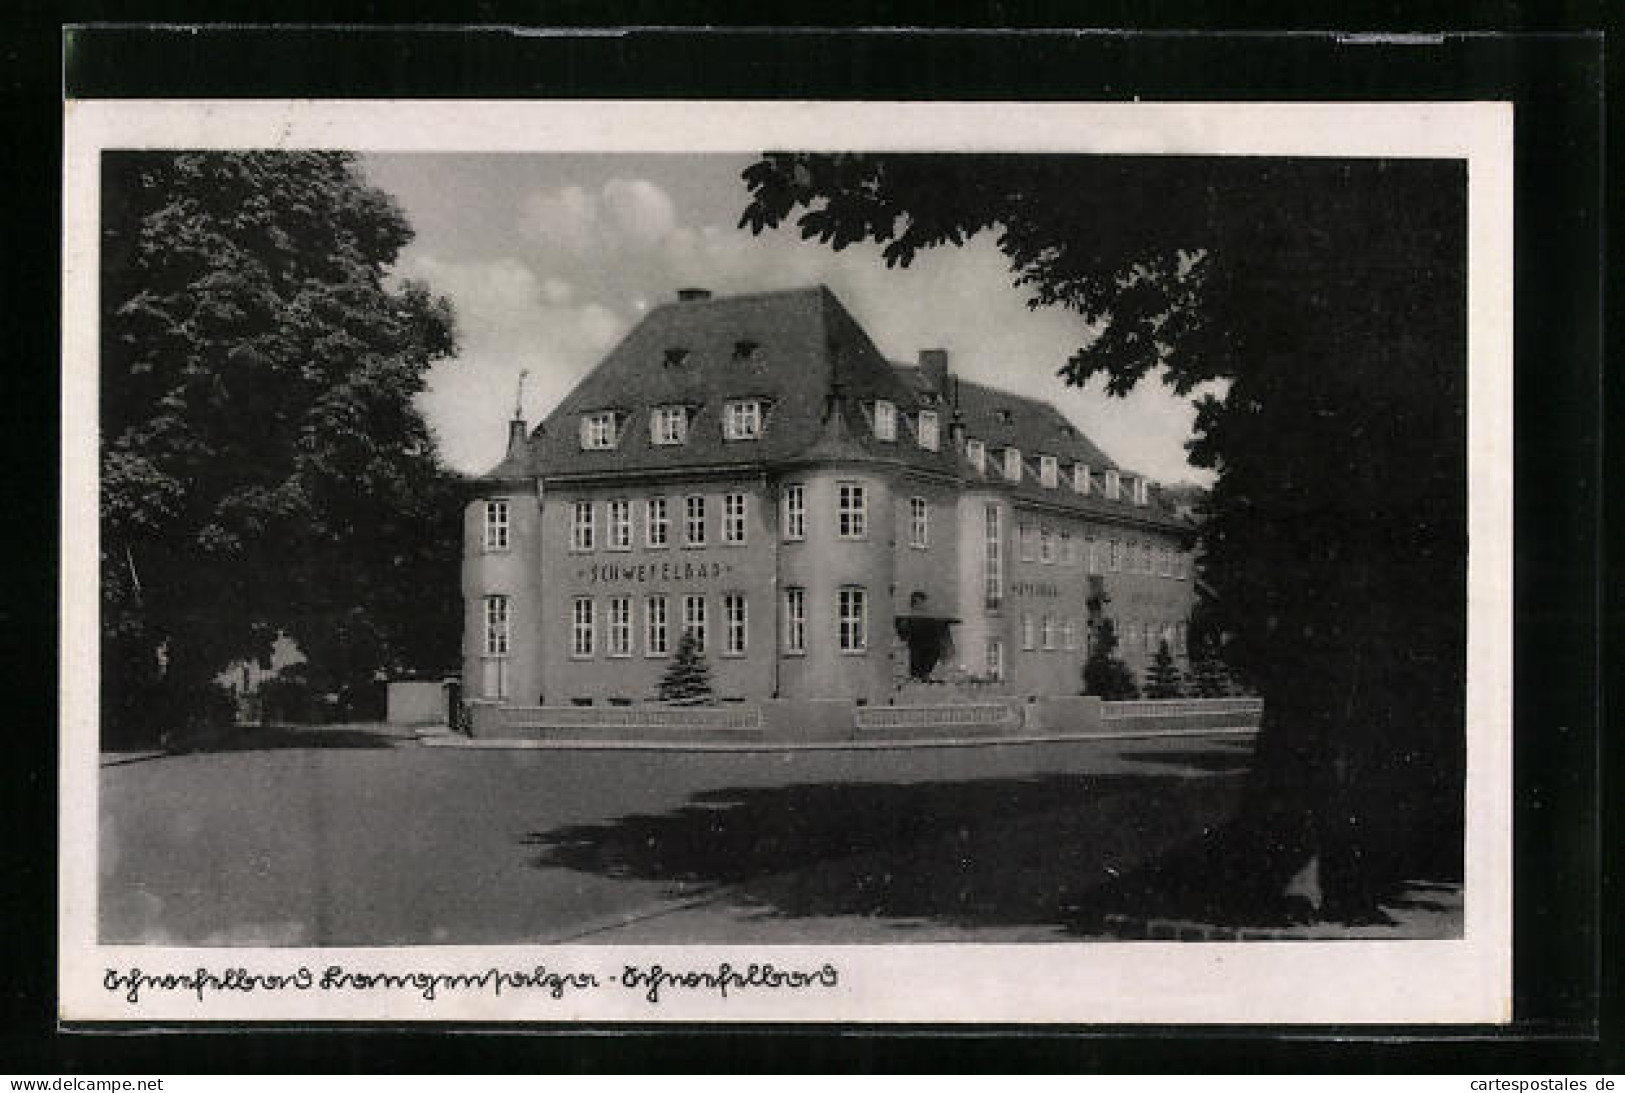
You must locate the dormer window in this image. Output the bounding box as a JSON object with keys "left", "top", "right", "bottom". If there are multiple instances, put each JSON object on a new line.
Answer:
{"left": 723, "top": 399, "right": 764, "bottom": 441}
{"left": 966, "top": 439, "right": 986, "bottom": 474}
{"left": 1003, "top": 447, "right": 1022, "bottom": 482}
{"left": 580, "top": 410, "right": 620, "bottom": 450}
{"left": 650, "top": 405, "right": 688, "bottom": 446}
{"left": 1039, "top": 455, "right": 1059, "bottom": 488}
{"left": 917, "top": 409, "right": 940, "bottom": 451}
{"left": 1074, "top": 463, "right": 1092, "bottom": 495}
{"left": 663, "top": 347, "right": 690, "bottom": 368}
{"left": 1134, "top": 476, "right": 1151, "bottom": 506}
{"left": 873, "top": 400, "right": 897, "bottom": 442}
{"left": 1105, "top": 468, "right": 1121, "bottom": 499}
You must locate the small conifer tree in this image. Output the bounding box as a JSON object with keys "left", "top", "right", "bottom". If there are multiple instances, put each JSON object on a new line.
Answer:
{"left": 658, "top": 631, "right": 714, "bottom": 705}
{"left": 1144, "top": 639, "right": 1185, "bottom": 698}
{"left": 1083, "top": 618, "right": 1140, "bottom": 700}
{"left": 1189, "top": 638, "right": 1232, "bottom": 698}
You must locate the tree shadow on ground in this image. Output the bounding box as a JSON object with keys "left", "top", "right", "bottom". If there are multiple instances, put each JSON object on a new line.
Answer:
{"left": 184, "top": 724, "right": 401, "bottom": 753}
{"left": 523, "top": 768, "right": 1256, "bottom": 937}
{"left": 1114, "top": 746, "right": 1254, "bottom": 773}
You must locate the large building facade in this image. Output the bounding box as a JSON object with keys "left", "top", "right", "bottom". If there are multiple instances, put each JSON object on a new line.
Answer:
{"left": 462, "top": 286, "right": 1197, "bottom": 706}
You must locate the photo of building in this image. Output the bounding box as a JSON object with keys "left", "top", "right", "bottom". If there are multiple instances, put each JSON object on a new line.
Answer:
{"left": 463, "top": 285, "right": 1197, "bottom": 707}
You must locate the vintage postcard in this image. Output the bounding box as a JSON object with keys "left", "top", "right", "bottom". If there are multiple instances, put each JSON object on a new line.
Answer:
{"left": 60, "top": 98, "right": 1513, "bottom": 1023}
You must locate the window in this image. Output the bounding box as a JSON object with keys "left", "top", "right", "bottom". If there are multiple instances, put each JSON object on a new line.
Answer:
{"left": 1110, "top": 539, "right": 1122, "bottom": 571}
{"left": 723, "top": 492, "right": 747, "bottom": 544}
{"left": 651, "top": 405, "right": 688, "bottom": 446}
{"left": 917, "top": 409, "right": 940, "bottom": 451}
{"left": 984, "top": 503, "right": 1003, "bottom": 609}
{"left": 1004, "top": 447, "right": 1023, "bottom": 482}
{"left": 1019, "top": 524, "right": 1037, "bottom": 563}
{"left": 607, "top": 596, "right": 632, "bottom": 657}
{"left": 482, "top": 595, "right": 510, "bottom": 699}
{"left": 645, "top": 595, "right": 669, "bottom": 655}
{"left": 838, "top": 586, "right": 867, "bottom": 652}
{"left": 570, "top": 500, "right": 594, "bottom": 552}
{"left": 484, "top": 595, "right": 510, "bottom": 656}
{"left": 1146, "top": 622, "right": 1159, "bottom": 655}
{"left": 838, "top": 482, "right": 867, "bottom": 539}
{"left": 986, "top": 638, "right": 1005, "bottom": 681}
{"left": 1105, "top": 468, "right": 1121, "bottom": 499}
{"left": 783, "top": 587, "right": 806, "bottom": 654}
{"left": 646, "top": 497, "right": 669, "bottom": 548}
{"left": 580, "top": 411, "right": 618, "bottom": 450}
{"left": 1074, "top": 463, "right": 1092, "bottom": 494}
{"left": 909, "top": 497, "right": 929, "bottom": 548}
{"left": 1063, "top": 618, "right": 1079, "bottom": 651}
{"left": 1042, "top": 614, "right": 1057, "bottom": 650}
{"left": 684, "top": 495, "right": 706, "bottom": 546}
{"left": 966, "top": 439, "right": 986, "bottom": 474}
{"left": 1021, "top": 613, "right": 1036, "bottom": 651}
{"left": 1160, "top": 545, "right": 1173, "bottom": 577}
{"left": 607, "top": 499, "right": 631, "bottom": 551}
{"left": 1176, "top": 552, "right": 1188, "bottom": 581}
{"left": 682, "top": 595, "right": 707, "bottom": 653}
{"left": 872, "top": 399, "right": 896, "bottom": 441}
{"left": 724, "top": 399, "right": 763, "bottom": 440}
{"left": 1060, "top": 530, "right": 1073, "bottom": 566}
{"left": 483, "top": 500, "right": 510, "bottom": 551}
{"left": 1134, "top": 476, "right": 1151, "bottom": 506}
{"left": 724, "top": 593, "right": 748, "bottom": 655}
{"left": 1039, "top": 528, "right": 1056, "bottom": 565}
{"left": 781, "top": 483, "right": 806, "bottom": 541}
{"left": 1039, "top": 455, "right": 1059, "bottom": 488}
{"left": 1087, "top": 538, "right": 1100, "bottom": 574}
{"left": 571, "top": 597, "right": 594, "bottom": 658}
{"left": 1174, "top": 622, "right": 1188, "bottom": 655}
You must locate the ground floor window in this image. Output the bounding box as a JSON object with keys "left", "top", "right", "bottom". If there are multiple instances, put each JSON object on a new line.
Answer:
{"left": 1041, "top": 613, "right": 1057, "bottom": 650}
{"left": 646, "top": 595, "right": 668, "bottom": 655}
{"left": 683, "top": 594, "right": 707, "bottom": 653}
{"left": 1063, "top": 617, "right": 1079, "bottom": 651}
{"left": 724, "top": 593, "right": 748, "bottom": 655}
{"left": 607, "top": 596, "right": 632, "bottom": 657}
{"left": 571, "top": 597, "right": 594, "bottom": 658}
{"left": 986, "top": 638, "right": 1004, "bottom": 681}
{"left": 838, "top": 586, "right": 867, "bottom": 652}
{"left": 783, "top": 586, "right": 806, "bottom": 654}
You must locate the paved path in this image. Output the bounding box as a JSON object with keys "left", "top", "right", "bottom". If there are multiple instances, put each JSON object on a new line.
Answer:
{"left": 100, "top": 724, "right": 1257, "bottom": 946}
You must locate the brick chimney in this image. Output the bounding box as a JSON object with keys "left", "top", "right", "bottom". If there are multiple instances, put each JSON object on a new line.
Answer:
{"left": 505, "top": 415, "right": 528, "bottom": 461}
{"left": 918, "top": 348, "right": 949, "bottom": 393}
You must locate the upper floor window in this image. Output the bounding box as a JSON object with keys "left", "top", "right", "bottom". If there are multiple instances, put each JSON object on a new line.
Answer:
{"left": 1159, "top": 545, "right": 1173, "bottom": 577}
{"left": 917, "top": 410, "right": 940, "bottom": 451}
{"left": 1019, "top": 524, "right": 1037, "bottom": 563}
{"left": 783, "top": 586, "right": 807, "bottom": 654}
{"left": 1086, "top": 538, "right": 1100, "bottom": 574}
{"left": 1109, "top": 538, "right": 1122, "bottom": 571}
{"left": 984, "top": 503, "right": 1004, "bottom": 610}
{"left": 1105, "top": 468, "right": 1121, "bottom": 500}
{"left": 1041, "top": 613, "right": 1057, "bottom": 650}
{"left": 1060, "top": 531, "right": 1074, "bottom": 566}
{"left": 723, "top": 399, "right": 763, "bottom": 440}
{"left": 872, "top": 400, "right": 897, "bottom": 442}
{"left": 1039, "top": 528, "right": 1056, "bottom": 565}
{"left": 1004, "top": 447, "right": 1022, "bottom": 482}
{"left": 1063, "top": 618, "right": 1079, "bottom": 651}
{"left": 838, "top": 482, "right": 867, "bottom": 539}
{"left": 1074, "top": 463, "right": 1092, "bottom": 494}
{"left": 650, "top": 405, "right": 688, "bottom": 446}
{"left": 1021, "top": 613, "right": 1036, "bottom": 651}
{"left": 781, "top": 483, "right": 806, "bottom": 541}
{"left": 1039, "top": 455, "right": 1059, "bottom": 488}
{"left": 684, "top": 495, "right": 706, "bottom": 546}
{"left": 1176, "top": 552, "right": 1189, "bottom": 581}
{"left": 570, "top": 500, "right": 594, "bottom": 552}
{"left": 646, "top": 497, "right": 669, "bottom": 548}
{"left": 908, "top": 497, "right": 929, "bottom": 548}
{"left": 723, "top": 492, "right": 748, "bottom": 544}
{"left": 607, "top": 499, "right": 632, "bottom": 551}
{"left": 484, "top": 500, "right": 509, "bottom": 551}
{"left": 580, "top": 410, "right": 619, "bottom": 450}
{"left": 966, "top": 439, "right": 986, "bottom": 474}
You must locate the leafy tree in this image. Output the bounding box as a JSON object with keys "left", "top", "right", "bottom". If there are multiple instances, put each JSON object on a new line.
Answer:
{"left": 1083, "top": 618, "right": 1140, "bottom": 701}
{"left": 658, "top": 632, "right": 714, "bottom": 705}
{"left": 741, "top": 153, "right": 1466, "bottom": 919}
{"left": 1144, "top": 640, "right": 1185, "bottom": 699}
{"left": 101, "top": 151, "right": 460, "bottom": 746}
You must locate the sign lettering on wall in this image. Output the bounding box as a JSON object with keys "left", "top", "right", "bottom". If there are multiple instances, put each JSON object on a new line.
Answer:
{"left": 578, "top": 560, "right": 736, "bottom": 585}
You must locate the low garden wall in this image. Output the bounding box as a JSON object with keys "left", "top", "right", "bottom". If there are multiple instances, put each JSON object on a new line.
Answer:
{"left": 465, "top": 695, "right": 1261, "bottom": 744}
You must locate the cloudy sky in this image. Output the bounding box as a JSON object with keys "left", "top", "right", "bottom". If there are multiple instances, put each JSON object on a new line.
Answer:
{"left": 359, "top": 153, "right": 1213, "bottom": 485}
